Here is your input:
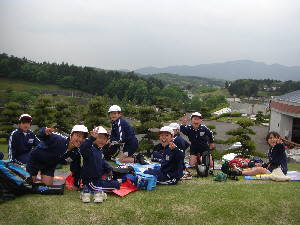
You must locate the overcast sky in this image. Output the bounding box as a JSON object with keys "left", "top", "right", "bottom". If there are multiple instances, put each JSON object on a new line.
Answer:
{"left": 0, "top": 0, "right": 299, "bottom": 70}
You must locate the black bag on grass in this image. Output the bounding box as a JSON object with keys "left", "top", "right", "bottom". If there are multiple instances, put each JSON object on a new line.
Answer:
{"left": 0, "top": 160, "right": 64, "bottom": 201}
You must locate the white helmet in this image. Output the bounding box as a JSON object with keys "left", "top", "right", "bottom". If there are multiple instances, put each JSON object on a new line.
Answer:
{"left": 169, "top": 122, "right": 180, "bottom": 130}
{"left": 191, "top": 112, "right": 202, "bottom": 119}
{"left": 158, "top": 126, "right": 174, "bottom": 136}
{"left": 71, "top": 125, "right": 88, "bottom": 134}
{"left": 93, "top": 126, "right": 109, "bottom": 136}
{"left": 108, "top": 105, "right": 121, "bottom": 113}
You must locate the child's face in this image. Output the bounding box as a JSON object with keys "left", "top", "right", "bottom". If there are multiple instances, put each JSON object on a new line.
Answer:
{"left": 109, "top": 111, "right": 121, "bottom": 121}
{"left": 159, "top": 132, "right": 173, "bottom": 147}
{"left": 267, "top": 134, "right": 280, "bottom": 147}
{"left": 173, "top": 129, "right": 179, "bottom": 135}
{"left": 19, "top": 122, "right": 31, "bottom": 132}
{"left": 94, "top": 134, "right": 108, "bottom": 148}
{"left": 70, "top": 132, "right": 86, "bottom": 148}
{"left": 191, "top": 116, "right": 202, "bottom": 129}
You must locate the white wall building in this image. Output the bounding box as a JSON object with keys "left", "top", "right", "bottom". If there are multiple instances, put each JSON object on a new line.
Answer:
{"left": 269, "top": 90, "right": 300, "bottom": 143}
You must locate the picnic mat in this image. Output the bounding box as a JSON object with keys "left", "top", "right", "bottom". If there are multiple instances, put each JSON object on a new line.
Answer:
{"left": 114, "top": 159, "right": 161, "bottom": 173}
{"left": 244, "top": 171, "right": 300, "bottom": 181}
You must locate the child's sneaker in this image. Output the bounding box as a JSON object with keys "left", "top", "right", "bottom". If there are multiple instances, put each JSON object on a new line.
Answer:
{"left": 93, "top": 192, "right": 104, "bottom": 203}
{"left": 81, "top": 192, "right": 91, "bottom": 203}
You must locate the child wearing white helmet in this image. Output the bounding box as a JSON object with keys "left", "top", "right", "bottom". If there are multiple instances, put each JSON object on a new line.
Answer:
{"left": 26, "top": 124, "right": 88, "bottom": 186}
{"left": 79, "top": 126, "right": 120, "bottom": 203}
{"left": 108, "top": 105, "right": 146, "bottom": 165}
{"left": 180, "top": 112, "right": 215, "bottom": 168}
{"left": 8, "top": 114, "right": 40, "bottom": 165}
{"left": 145, "top": 126, "right": 184, "bottom": 185}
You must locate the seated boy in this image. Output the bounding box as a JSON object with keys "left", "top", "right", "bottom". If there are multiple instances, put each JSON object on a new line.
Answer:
{"left": 79, "top": 126, "right": 120, "bottom": 203}
{"left": 108, "top": 105, "right": 146, "bottom": 164}
{"left": 180, "top": 112, "right": 214, "bottom": 167}
{"left": 169, "top": 122, "right": 191, "bottom": 179}
{"left": 144, "top": 126, "right": 184, "bottom": 185}
{"left": 8, "top": 114, "right": 40, "bottom": 165}
{"left": 26, "top": 125, "right": 88, "bottom": 185}
{"left": 223, "top": 131, "right": 288, "bottom": 176}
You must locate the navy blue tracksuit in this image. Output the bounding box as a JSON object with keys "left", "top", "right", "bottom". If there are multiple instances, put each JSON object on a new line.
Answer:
{"left": 151, "top": 134, "right": 190, "bottom": 162}
{"left": 180, "top": 124, "right": 214, "bottom": 155}
{"left": 8, "top": 129, "right": 40, "bottom": 165}
{"left": 79, "top": 137, "right": 120, "bottom": 191}
{"left": 26, "top": 128, "right": 80, "bottom": 180}
{"left": 267, "top": 143, "right": 288, "bottom": 175}
{"left": 110, "top": 117, "right": 138, "bottom": 156}
{"left": 145, "top": 145, "right": 184, "bottom": 185}
{"left": 174, "top": 133, "right": 190, "bottom": 152}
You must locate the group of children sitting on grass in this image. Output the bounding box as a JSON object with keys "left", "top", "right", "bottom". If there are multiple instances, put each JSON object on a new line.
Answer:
{"left": 7, "top": 105, "right": 288, "bottom": 203}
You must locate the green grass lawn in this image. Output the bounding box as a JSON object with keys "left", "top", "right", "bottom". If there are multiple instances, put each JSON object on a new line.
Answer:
{"left": 1, "top": 144, "right": 300, "bottom": 225}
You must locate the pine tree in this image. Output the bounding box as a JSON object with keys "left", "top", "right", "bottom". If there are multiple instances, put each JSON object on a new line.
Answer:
{"left": 0, "top": 102, "right": 22, "bottom": 140}
{"left": 32, "top": 96, "right": 55, "bottom": 128}
{"left": 225, "top": 118, "right": 256, "bottom": 157}
{"left": 84, "top": 96, "right": 109, "bottom": 130}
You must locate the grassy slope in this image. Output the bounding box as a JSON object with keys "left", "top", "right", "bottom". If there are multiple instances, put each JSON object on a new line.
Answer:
{"left": 0, "top": 77, "right": 68, "bottom": 91}
{"left": 0, "top": 144, "right": 300, "bottom": 225}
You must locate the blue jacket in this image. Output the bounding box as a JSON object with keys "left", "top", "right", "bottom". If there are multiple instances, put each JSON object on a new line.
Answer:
{"left": 110, "top": 117, "right": 138, "bottom": 150}
{"left": 267, "top": 143, "right": 288, "bottom": 175}
{"left": 151, "top": 144, "right": 167, "bottom": 162}
{"left": 30, "top": 128, "right": 80, "bottom": 167}
{"left": 160, "top": 145, "right": 185, "bottom": 179}
{"left": 8, "top": 128, "right": 40, "bottom": 164}
{"left": 79, "top": 136, "right": 113, "bottom": 180}
{"left": 174, "top": 134, "right": 190, "bottom": 152}
{"left": 180, "top": 124, "right": 214, "bottom": 153}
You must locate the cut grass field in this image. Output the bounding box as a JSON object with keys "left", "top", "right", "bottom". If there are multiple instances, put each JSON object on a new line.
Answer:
{"left": 1, "top": 144, "right": 300, "bottom": 225}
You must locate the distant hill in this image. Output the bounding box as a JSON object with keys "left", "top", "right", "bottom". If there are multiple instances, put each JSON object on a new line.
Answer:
{"left": 135, "top": 60, "right": 300, "bottom": 81}
{"left": 142, "top": 73, "right": 225, "bottom": 89}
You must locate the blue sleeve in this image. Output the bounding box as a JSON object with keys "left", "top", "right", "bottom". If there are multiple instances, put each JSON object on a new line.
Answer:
{"left": 33, "top": 134, "right": 40, "bottom": 146}
{"left": 172, "top": 147, "right": 185, "bottom": 161}
{"left": 79, "top": 137, "right": 96, "bottom": 157}
{"left": 180, "top": 125, "right": 189, "bottom": 136}
{"left": 8, "top": 131, "right": 17, "bottom": 161}
{"left": 205, "top": 127, "right": 214, "bottom": 143}
{"left": 269, "top": 144, "right": 285, "bottom": 167}
{"left": 36, "top": 127, "right": 48, "bottom": 141}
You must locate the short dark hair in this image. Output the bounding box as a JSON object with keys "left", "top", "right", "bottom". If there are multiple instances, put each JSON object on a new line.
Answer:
{"left": 19, "top": 117, "right": 32, "bottom": 124}
{"left": 266, "top": 131, "right": 280, "bottom": 142}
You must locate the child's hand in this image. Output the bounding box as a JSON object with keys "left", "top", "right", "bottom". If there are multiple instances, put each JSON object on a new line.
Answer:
{"left": 169, "top": 141, "right": 177, "bottom": 150}
{"left": 45, "top": 127, "right": 56, "bottom": 135}
{"left": 90, "top": 128, "right": 99, "bottom": 138}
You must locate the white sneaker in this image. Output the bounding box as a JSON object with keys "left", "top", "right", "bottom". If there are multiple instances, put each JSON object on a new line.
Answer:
{"left": 94, "top": 192, "right": 104, "bottom": 203}
{"left": 103, "top": 192, "right": 107, "bottom": 201}
{"left": 81, "top": 192, "right": 91, "bottom": 203}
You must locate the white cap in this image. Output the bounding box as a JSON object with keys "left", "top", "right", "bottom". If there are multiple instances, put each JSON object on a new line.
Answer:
{"left": 71, "top": 125, "right": 88, "bottom": 134}
{"left": 191, "top": 112, "right": 202, "bottom": 119}
{"left": 169, "top": 123, "right": 180, "bottom": 130}
{"left": 108, "top": 105, "right": 121, "bottom": 113}
{"left": 158, "top": 126, "right": 174, "bottom": 136}
{"left": 19, "top": 114, "right": 32, "bottom": 121}
{"left": 93, "top": 126, "right": 109, "bottom": 136}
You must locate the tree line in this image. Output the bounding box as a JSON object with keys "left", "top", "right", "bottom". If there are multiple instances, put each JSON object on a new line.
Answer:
{"left": 227, "top": 79, "right": 300, "bottom": 97}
